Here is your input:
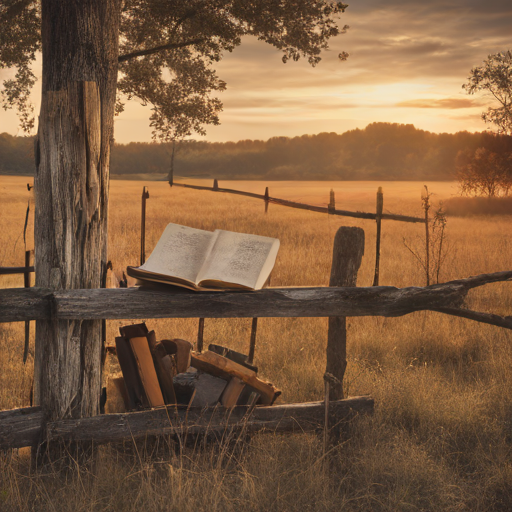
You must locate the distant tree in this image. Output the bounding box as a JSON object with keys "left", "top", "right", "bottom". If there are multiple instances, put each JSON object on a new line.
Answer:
{"left": 456, "top": 147, "right": 512, "bottom": 197}
{"left": 463, "top": 50, "right": 512, "bottom": 135}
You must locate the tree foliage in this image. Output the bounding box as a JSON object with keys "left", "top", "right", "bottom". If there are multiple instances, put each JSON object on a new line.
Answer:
{"left": 0, "top": 0, "right": 349, "bottom": 140}
{"left": 0, "top": 0, "right": 40, "bottom": 132}
{"left": 463, "top": 50, "right": 512, "bottom": 136}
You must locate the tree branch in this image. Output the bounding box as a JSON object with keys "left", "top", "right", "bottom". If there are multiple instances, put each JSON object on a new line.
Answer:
{"left": 118, "top": 38, "right": 205, "bottom": 63}
{"left": 432, "top": 307, "right": 512, "bottom": 330}
{"left": 0, "top": 0, "right": 33, "bottom": 20}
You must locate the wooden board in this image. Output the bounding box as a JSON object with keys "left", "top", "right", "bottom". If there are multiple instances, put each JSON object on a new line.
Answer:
{"left": 2, "top": 269, "right": 512, "bottom": 325}
{"left": 129, "top": 337, "right": 165, "bottom": 408}
{"left": 0, "top": 397, "right": 374, "bottom": 450}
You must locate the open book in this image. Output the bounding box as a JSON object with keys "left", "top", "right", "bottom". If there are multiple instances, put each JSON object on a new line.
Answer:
{"left": 127, "top": 223, "right": 280, "bottom": 291}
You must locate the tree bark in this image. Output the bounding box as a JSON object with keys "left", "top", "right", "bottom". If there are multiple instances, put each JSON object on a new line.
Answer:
{"left": 33, "top": 0, "right": 121, "bottom": 425}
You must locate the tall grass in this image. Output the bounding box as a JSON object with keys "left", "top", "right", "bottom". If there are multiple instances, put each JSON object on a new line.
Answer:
{"left": 1, "top": 176, "right": 512, "bottom": 511}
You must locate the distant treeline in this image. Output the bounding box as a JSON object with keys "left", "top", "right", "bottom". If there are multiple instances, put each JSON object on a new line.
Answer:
{"left": 2, "top": 123, "right": 512, "bottom": 180}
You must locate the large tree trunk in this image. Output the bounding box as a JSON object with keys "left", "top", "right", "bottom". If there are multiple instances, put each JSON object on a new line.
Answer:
{"left": 33, "top": 0, "right": 120, "bottom": 426}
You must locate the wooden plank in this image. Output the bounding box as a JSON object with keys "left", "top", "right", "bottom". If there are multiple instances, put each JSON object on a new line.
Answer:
{"left": 0, "top": 270, "right": 511, "bottom": 324}
{"left": 49, "top": 285, "right": 468, "bottom": 320}
{"left": 2, "top": 398, "right": 374, "bottom": 449}
{"left": 0, "top": 406, "right": 43, "bottom": 450}
{"left": 44, "top": 396, "right": 374, "bottom": 445}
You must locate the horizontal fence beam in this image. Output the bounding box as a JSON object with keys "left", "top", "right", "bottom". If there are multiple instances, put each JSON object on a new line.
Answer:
{"left": 1, "top": 270, "right": 511, "bottom": 326}
{"left": 0, "top": 397, "right": 374, "bottom": 450}
{"left": 173, "top": 182, "right": 424, "bottom": 223}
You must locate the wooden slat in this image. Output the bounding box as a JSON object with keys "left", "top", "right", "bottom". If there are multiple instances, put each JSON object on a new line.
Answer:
{"left": 0, "top": 270, "right": 511, "bottom": 325}
{"left": 1, "top": 285, "right": 462, "bottom": 321}
{"left": 0, "top": 406, "right": 43, "bottom": 449}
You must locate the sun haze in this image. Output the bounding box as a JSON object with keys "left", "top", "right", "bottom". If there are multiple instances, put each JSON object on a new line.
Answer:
{"left": 0, "top": 0, "right": 511, "bottom": 143}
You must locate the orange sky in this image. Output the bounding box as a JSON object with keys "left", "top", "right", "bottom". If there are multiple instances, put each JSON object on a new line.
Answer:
{"left": 1, "top": 0, "right": 511, "bottom": 143}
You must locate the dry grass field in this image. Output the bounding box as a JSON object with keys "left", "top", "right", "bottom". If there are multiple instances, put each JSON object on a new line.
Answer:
{"left": 1, "top": 175, "right": 512, "bottom": 511}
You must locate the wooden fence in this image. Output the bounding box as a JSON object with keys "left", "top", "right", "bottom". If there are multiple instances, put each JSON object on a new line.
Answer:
{"left": 167, "top": 180, "right": 427, "bottom": 288}
{"left": 1, "top": 184, "right": 511, "bottom": 454}
{"left": 171, "top": 179, "right": 424, "bottom": 223}
{"left": 1, "top": 261, "right": 511, "bottom": 450}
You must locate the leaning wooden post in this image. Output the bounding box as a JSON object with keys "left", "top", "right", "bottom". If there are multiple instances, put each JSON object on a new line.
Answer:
{"left": 140, "top": 186, "right": 149, "bottom": 266}
{"left": 326, "top": 226, "right": 365, "bottom": 400}
{"left": 264, "top": 187, "right": 269, "bottom": 213}
{"left": 372, "top": 187, "right": 383, "bottom": 286}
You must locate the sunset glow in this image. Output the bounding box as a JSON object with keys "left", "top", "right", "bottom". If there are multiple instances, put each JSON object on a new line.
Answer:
{"left": 1, "top": 0, "right": 511, "bottom": 143}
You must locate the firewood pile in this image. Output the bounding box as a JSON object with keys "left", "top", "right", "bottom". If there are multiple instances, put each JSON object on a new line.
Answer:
{"left": 106, "top": 322, "right": 280, "bottom": 413}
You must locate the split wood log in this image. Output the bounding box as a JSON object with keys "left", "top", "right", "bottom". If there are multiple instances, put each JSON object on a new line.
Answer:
{"left": 327, "top": 227, "right": 364, "bottom": 400}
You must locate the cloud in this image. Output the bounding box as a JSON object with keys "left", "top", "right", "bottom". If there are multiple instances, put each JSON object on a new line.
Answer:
{"left": 1, "top": 0, "right": 511, "bottom": 142}
{"left": 395, "top": 98, "right": 485, "bottom": 109}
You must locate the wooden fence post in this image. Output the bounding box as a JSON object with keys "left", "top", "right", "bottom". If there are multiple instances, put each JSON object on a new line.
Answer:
{"left": 197, "top": 318, "right": 205, "bottom": 353}
{"left": 140, "top": 186, "right": 149, "bottom": 266}
{"left": 248, "top": 317, "right": 258, "bottom": 364}
{"left": 213, "top": 179, "right": 219, "bottom": 191}
{"left": 264, "top": 187, "right": 269, "bottom": 213}
{"left": 328, "top": 189, "right": 335, "bottom": 213}
{"left": 423, "top": 186, "right": 431, "bottom": 286}
{"left": 372, "top": 187, "right": 383, "bottom": 286}
{"left": 326, "top": 226, "right": 365, "bottom": 400}
{"left": 23, "top": 250, "right": 31, "bottom": 364}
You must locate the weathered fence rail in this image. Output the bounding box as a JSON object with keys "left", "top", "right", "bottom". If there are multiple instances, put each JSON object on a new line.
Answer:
{"left": 0, "top": 397, "right": 374, "bottom": 450}
{"left": 1, "top": 224, "right": 511, "bottom": 454}
{"left": 1, "top": 270, "right": 511, "bottom": 327}
{"left": 172, "top": 181, "right": 424, "bottom": 223}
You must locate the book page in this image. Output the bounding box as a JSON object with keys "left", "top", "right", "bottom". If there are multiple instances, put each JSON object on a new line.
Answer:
{"left": 197, "top": 230, "right": 280, "bottom": 290}
{"left": 139, "top": 223, "right": 217, "bottom": 284}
